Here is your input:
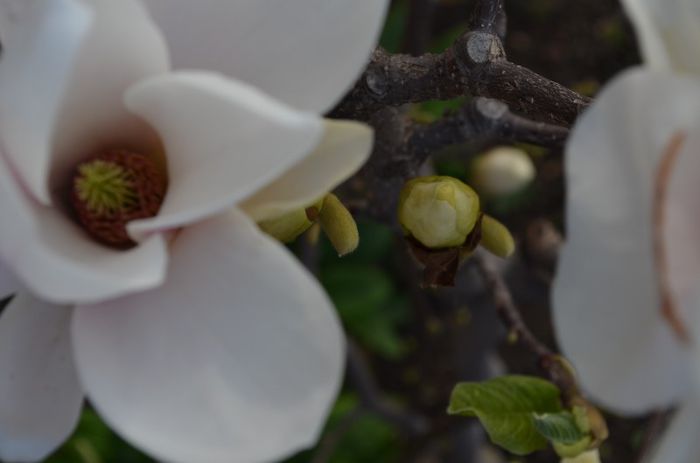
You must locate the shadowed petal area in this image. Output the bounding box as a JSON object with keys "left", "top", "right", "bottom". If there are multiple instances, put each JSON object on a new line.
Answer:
{"left": 0, "top": 0, "right": 91, "bottom": 204}
{"left": 124, "top": 72, "right": 324, "bottom": 241}
{"left": 49, "top": 0, "right": 169, "bottom": 196}
{"left": 73, "top": 209, "right": 345, "bottom": 463}
{"left": 242, "top": 119, "right": 373, "bottom": 222}
{"left": 552, "top": 69, "right": 700, "bottom": 415}
{"left": 0, "top": 0, "right": 168, "bottom": 205}
{"left": 622, "top": 0, "right": 700, "bottom": 75}
{"left": 0, "top": 155, "right": 168, "bottom": 305}
{"left": 141, "top": 0, "right": 389, "bottom": 112}
{"left": 0, "top": 293, "right": 83, "bottom": 462}
{"left": 0, "top": 260, "right": 19, "bottom": 299}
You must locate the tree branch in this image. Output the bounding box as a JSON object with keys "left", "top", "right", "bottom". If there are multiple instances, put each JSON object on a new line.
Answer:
{"left": 409, "top": 97, "right": 568, "bottom": 168}
{"left": 333, "top": 31, "right": 590, "bottom": 126}
{"left": 473, "top": 252, "right": 580, "bottom": 398}
{"left": 347, "top": 339, "right": 429, "bottom": 435}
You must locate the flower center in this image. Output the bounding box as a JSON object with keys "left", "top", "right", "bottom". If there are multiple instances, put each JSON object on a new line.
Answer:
{"left": 70, "top": 149, "right": 167, "bottom": 249}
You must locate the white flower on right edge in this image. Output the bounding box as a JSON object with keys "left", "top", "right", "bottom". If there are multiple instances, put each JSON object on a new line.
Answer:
{"left": 552, "top": 1, "right": 700, "bottom": 462}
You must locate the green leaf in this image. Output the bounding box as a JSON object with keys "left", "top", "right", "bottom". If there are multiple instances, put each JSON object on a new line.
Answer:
{"left": 447, "top": 376, "right": 563, "bottom": 455}
{"left": 47, "top": 409, "right": 154, "bottom": 463}
{"left": 379, "top": 0, "right": 408, "bottom": 53}
{"left": 321, "top": 265, "right": 408, "bottom": 359}
{"left": 285, "top": 393, "right": 400, "bottom": 463}
{"left": 533, "top": 412, "right": 586, "bottom": 445}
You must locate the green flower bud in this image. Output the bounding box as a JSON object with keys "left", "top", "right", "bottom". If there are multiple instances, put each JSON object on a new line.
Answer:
{"left": 480, "top": 214, "right": 515, "bottom": 258}
{"left": 399, "top": 176, "right": 480, "bottom": 249}
{"left": 258, "top": 198, "right": 323, "bottom": 243}
{"left": 472, "top": 146, "right": 535, "bottom": 196}
{"left": 319, "top": 194, "right": 359, "bottom": 256}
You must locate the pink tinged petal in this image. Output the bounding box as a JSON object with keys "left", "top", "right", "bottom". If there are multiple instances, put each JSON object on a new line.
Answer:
{"left": 0, "top": 0, "right": 92, "bottom": 204}
{"left": 0, "top": 293, "right": 83, "bottom": 462}
{"left": 662, "top": 131, "right": 700, "bottom": 365}
{"left": 0, "top": 155, "right": 168, "bottom": 305}
{"left": 73, "top": 209, "right": 345, "bottom": 463}
{"left": 552, "top": 69, "right": 700, "bottom": 415}
{"left": 661, "top": 132, "right": 700, "bottom": 312}
{"left": 242, "top": 119, "right": 374, "bottom": 222}
{"left": 49, "top": 0, "right": 170, "bottom": 196}
{"left": 124, "top": 72, "right": 324, "bottom": 241}
{"left": 648, "top": 399, "right": 700, "bottom": 463}
{"left": 140, "top": 0, "right": 390, "bottom": 112}
{"left": 622, "top": 0, "right": 700, "bottom": 75}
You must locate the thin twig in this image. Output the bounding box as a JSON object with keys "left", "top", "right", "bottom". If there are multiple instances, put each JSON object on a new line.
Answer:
{"left": 310, "top": 409, "right": 364, "bottom": 463}
{"left": 469, "top": 0, "right": 504, "bottom": 33}
{"left": 347, "top": 339, "right": 430, "bottom": 435}
{"left": 472, "top": 252, "right": 582, "bottom": 399}
{"left": 473, "top": 252, "right": 552, "bottom": 359}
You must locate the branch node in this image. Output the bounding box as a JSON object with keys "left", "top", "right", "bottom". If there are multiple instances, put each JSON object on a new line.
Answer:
{"left": 455, "top": 31, "right": 506, "bottom": 70}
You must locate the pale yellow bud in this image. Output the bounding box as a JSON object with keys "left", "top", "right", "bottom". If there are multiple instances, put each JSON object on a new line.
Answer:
{"left": 258, "top": 198, "right": 323, "bottom": 243}
{"left": 258, "top": 209, "right": 315, "bottom": 243}
{"left": 561, "top": 449, "right": 601, "bottom": 463}
{"left": 399, "top": 176, "right": 480, "bottom": 249}
{"left": 472, "top": 146, "right": 535, "bottom": 196}
{"left": 480, "top": 214, "right": 515, "bottom": 258}
{"left": 319, "top": 194, "right": 359, "bottom": 256}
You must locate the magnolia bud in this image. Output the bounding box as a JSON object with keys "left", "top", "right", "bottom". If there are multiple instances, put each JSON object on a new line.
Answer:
{"left": 472, "top": 146, "right": 535, "bottom": 196}
{"left": 319, "top": 194, "right": 359, "bottom": 256}
{"left": 480, "top": 215, "right": 515, "bottom": 258}
{"left": 258, "top": 198, "right": 323, "bottom": 243}
{"left": 398, "top": 176, "right": 480, "bottom": 249}
{"left": 560, "top": 449, "right": 601, "bottom": 463}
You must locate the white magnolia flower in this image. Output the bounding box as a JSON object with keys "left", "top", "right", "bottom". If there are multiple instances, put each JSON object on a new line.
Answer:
{"left": 0, "top": 1, "right": 389, "bottom": 462}
{"left": 552, "top": 0, "right": 700, "bottom": 461}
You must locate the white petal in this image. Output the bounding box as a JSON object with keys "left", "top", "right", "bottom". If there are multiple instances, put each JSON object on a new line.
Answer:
{"left": 0, "top": 293, "right": 83, "bottom": 462}
{"left": 124, "top": 72, "right": 324, "bottom": 241}
{"left": 622, "top": 0, "right": 700, "bottom": 75}
{"left": 648, "top": 399, "right": 700, "bottom": 463}
{"left": 72, "top": 209, "right": 345, "bottom": 463}
{"left": 552, "top": 69, "right": 700, "bottom": 415}
{"left": 0, "top": 0, "right": 91, "bottom": 204}
{"left": 0, "top": 155, "right": 169, "bottom": 305}
{"left": 242, "top": 119, "right": 373, "bottom": 222}
{"left": 140, "top": 0, "right": 389, "bottom": 112}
